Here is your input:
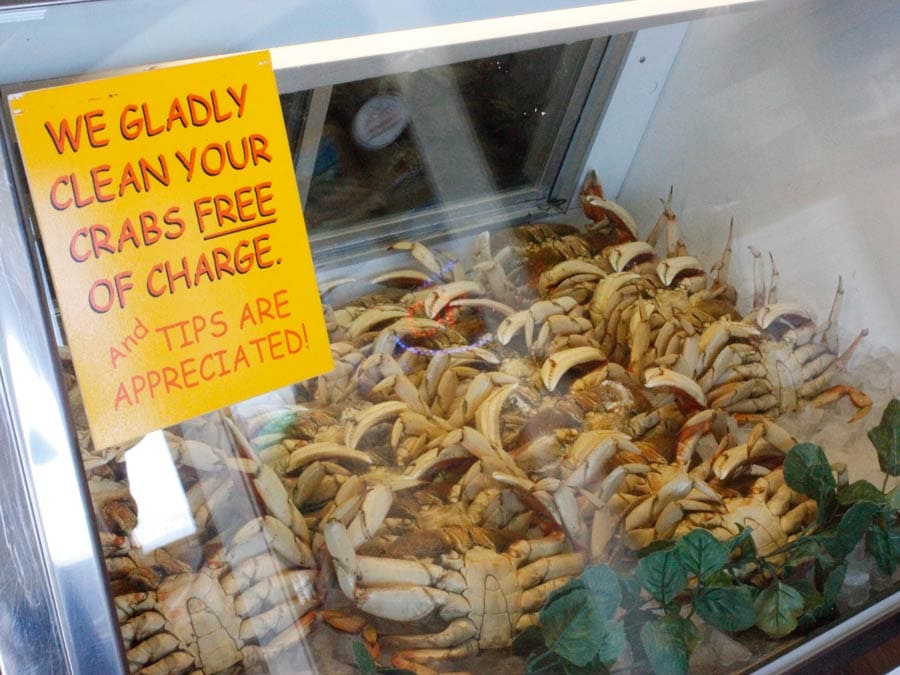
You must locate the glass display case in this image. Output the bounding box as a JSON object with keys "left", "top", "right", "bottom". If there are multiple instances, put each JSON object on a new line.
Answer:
{"left": 0, "top": 1, "right": 897, "bottom": 674}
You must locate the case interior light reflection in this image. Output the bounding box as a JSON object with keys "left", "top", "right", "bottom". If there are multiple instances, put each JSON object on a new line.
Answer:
{"left": 0, "top": 7, "right": 46, "bottom": 23}
{"left": 124, "top": 430, "right": 196, "bottom": 551}
{"left": 6, "top": 334, "right": 93, "bottom": 564}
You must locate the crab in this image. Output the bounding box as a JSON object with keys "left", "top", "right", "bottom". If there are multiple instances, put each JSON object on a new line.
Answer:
{"left": 117, "top": 560, "right": 315, "bottom": 674}
{"left": 322, "top": 485, "right": 586, "bottom": 666}
{"left": 645, "top": 288, "right": 872, "bottom": 424}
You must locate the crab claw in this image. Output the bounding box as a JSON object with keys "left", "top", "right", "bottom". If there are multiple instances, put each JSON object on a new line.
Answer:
{"left": 644, "top": 366, "right": 708, "bottom": 411}
{"left": 541, "top": 346, "right": 607, "bottom": 391}
{"left": 811, "top": 385, "right": 872, "bottom": 422}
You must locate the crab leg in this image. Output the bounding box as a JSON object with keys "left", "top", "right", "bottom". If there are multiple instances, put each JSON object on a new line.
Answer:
{"left": 345, "top": 401, "right": 410, "bottom": 448}
{"left": 541, "top": 346, "right": 607, "bottom": 391}
{"left": 709, "top": 218, "right": 734, "bottom": 292}
{"left": 423, "top": 281, "right": 484, "bottom": 318}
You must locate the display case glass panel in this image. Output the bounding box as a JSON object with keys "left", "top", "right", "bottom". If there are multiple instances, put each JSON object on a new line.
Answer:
{"left": 0, "top": 2, "right": 897, "bottom": 675}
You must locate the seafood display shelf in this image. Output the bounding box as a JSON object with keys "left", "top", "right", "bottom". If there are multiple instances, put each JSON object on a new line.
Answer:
{"left": 80, "top": 175, "right": 898, "bottom": 674}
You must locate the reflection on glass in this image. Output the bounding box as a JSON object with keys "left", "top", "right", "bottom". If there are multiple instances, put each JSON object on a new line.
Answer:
{"left": 300, "top": 42, "right": 592, "bottom": 229}
{"left": 124, "top": 431, "right": 195, "bottom": 551}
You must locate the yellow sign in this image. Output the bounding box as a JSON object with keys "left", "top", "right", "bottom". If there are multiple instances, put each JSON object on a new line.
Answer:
{"left": 9, "top": 51, "right": 333, "bottom": 449}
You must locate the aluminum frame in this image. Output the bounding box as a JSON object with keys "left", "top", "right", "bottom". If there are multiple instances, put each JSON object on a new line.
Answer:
{"left": 1, "top": 2, "right": 892, "bottom": 674}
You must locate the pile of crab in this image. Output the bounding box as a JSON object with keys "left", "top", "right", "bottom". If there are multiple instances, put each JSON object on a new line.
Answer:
{"left": 80, "top": 172, "right": 873, "bottom": 674}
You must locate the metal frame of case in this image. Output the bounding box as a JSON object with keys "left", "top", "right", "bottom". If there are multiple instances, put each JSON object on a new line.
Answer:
{"left": 0, "top": 1, "right": 895, "bottom": 673}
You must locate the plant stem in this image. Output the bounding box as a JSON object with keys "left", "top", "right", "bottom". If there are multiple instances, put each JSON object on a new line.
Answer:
{"left": 883, "top": 473, "right": 890, "bottom": 493}
{"left": 527, "top": 648, "right": 561, "bottom": 673}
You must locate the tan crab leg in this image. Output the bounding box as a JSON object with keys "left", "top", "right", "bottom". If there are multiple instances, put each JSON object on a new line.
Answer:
{"left": 712, "top": 420, "right": 795, "bottom": 481}
{"left": 238, "top": 593, "right": 317, "bottom": 642}
{"left": 695, "top": 321, "right": 761, "bottom": 378}
{"left": 659, "top": 187, "right": 687, "bottom": 258}
{"left": 448, "top": 372, "right": 518, "bottom": 428}
{"left": 393, "top": 644, "right": 476, "bottom": 670}
{"left": 709, "top": 218, "right": 734, "bottom": 292}
{"left": 581, "top": 190, "right": 640, "bottom": 239}
{"left": 517, "top": 552, "right": 586, "bottom": 589}
{"left": 767, "top": 252, "right": 779, "bottom": 304}
{"left": 811, "top": 384, "right": 872, "bottom": 422}
{"left": 473, "top": 382, "right": 519, "bottom": 449}
{"left": 448, "top": 297, "right": 515, "bottom": 316}
{"left": 749, "top": 246, "right": 766, "bottom": 310}
{"left": 347, "top": 306, "right": 409, "bottom": 339}
{"left": 390, "top": 241, "right": 448, "bottom": 278}
{"left": 126, "top": 633, "right": 180, "bottom": 671}
{"left": 324, "top": 521, "right": 469, "bottom": 621}
{"left": 755, "top": 303, "right": 816, "bottom": 342}
{"left": 119, "top": 610, "right": 166, "bottom": 647}
{"left": 222, "top": 553, "right": 291, "bottom": 595}
{"left": 628, "top": 300, "right": 654, "bottom": 376}
{"left": 815, "top": 277, "right": 844, "bottom": 353}
{"left": 423, "top": 280, "right": 484, "bottom": 318}
{"left": 674, "top": 409, "right": 727, "bottom": 468}
{"left": 371, "top": 374, "right": 429, "bottom": 414}
{"left": 533, "top": 315, "right": 593, "bottom": 356}
{"left": 228, "top": 516, "right": 315, "bottom": 569}
{"left": 589, "top": 271, "right": 640, "bottom": 322}
{"left": 291, "top": 461, "right": 349, "bottom": 507}
{"left": 537, "top": 260, "right": 606, "bottom": 296}
{"left": 522, "top": 577, "right": 579, "bottom": 616}
{"left": 285, "top": 442, "right": 373, "bottom": 474}
{"left": 344, "top": 401, "right": 410, "bottom": 448}
{"left": 608, "top": 241, "right": 656, "bottom": 272}
{"left": 384, "top": 620, "right": 479, "bottom": 651}
{"left": 370, "top": 268, "right": 433, "bottom": 287}
{"left": 372, "top": 317, "right": 444, "bottom": 354}
{"left": 707, "top": 378, "right": 773, "bottom": 411}
{"left": 226, "top": 422, "right": 309, "bottom": 529}
{"left": 541, "top": 346, "right": 607, "bottom": 391}
{"left": 644, "top": 366, "right": 708, "bottom": 410}
{"left": 656, "top": 256, "right": 705, "bottom": 290}
{"left": 233, "top": 569, "right": 318, "bottom": 616}
{"left": 132, "top": 649, "right": 193, "bottom": 675}
{"left": 497, "top": 297, "right": 579, "bottom": 347}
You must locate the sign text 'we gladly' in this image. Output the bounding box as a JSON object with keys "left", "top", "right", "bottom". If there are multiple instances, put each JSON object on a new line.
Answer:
{"left": 10, "top": 52, "right": 333, "bottom": 448}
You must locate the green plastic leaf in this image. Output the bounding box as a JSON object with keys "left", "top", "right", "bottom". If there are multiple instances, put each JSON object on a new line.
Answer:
{"left": 694, "top": 585, "right": 757, "bottom": 632}
{"left": 890, "top": 486, "right": 900, "bottom": 511}
{"left": 866, "top": 523, "right": 897, "bottom": 576}
{"left": 579, "top": 564, "right": 622, "bottom": 620}
{"left": 754, "top": 582, "right": 805, "bottom": 638}
{"left": 618, "top": 576, "right": 644, "bottom": 611}
{"left": 352, "top": 641, "right": 378, "bottom": 675}
{"left": 837, "top": 480, "right": 888, "bottom": 506}
{"left": 546, "top": 575, "right": 585, "bottom": 606}
{"left": 512, "top": 625, "right": 545, "bottom": 657}
{"left": 563, "top": 659, "right": 612, "bottom": 675}
{"left": 525, "top": 650, "right": 567, "bottom": 674}
{"left": 821, "top": 501, "right": 883, "bottom": 558}
{"left": 636, "top": 549, "right": 688, "bottom": 607}
{"left": 594, "top": 620, "right": 626, "bottom": 665}
{"left": 674, "top": 529, "right": 729, "bottom": 581}
{"left": 540, "top": 588, "right": 620, "bottom": 667}
{"left": 822, "top": 561, "right": 848, "bottom": 610}
{"left": 637, "top": 539, "right": 675, "bottom": 557}
{"left": 784, "top": 443, "right": 836, "bottom": 510}
{"left": 640, "top": 616, "right": 692, "bottom": 675}
{"left": 725, "top": 527, "right": 758, "bottom": 568}
{"left": 868, "top": 398, "right": 900, "bottom": 476}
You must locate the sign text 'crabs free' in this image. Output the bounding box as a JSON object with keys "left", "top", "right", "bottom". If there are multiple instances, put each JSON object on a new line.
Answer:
{"left": 10, "top": 52, "right": 333, "bottom": 448}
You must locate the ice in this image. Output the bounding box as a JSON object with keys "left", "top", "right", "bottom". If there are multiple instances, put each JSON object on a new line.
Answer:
{"left": 776, "top": 345, "right": 899, "bottom": 490}
{"left": 838, "top": 562, "right": 872, "bottom": 613}
{"left": 690, "top": 623, "right": 753, "bottom": 671}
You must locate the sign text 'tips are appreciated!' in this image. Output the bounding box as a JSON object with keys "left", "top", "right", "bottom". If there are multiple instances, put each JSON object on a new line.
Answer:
{"left": 9, "top": 52, "right": 333, "bottom": 448}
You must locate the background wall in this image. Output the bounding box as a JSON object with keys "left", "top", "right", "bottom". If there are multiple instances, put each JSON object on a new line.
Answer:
{"left": 617, "top": 0, "right": 900, "bottom": 358}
